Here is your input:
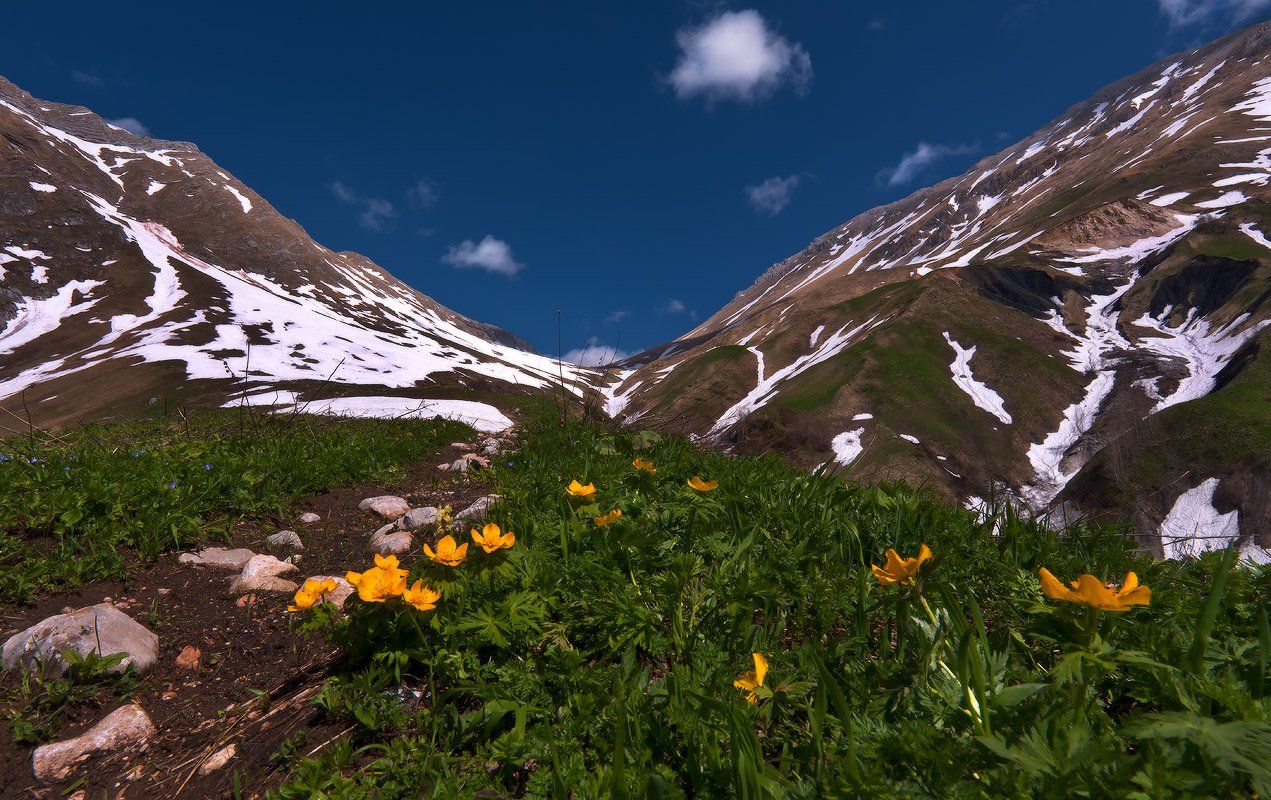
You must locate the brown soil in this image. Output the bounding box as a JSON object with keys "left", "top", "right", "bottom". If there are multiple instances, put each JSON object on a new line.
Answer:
{"left": 0, "top": 441, "right": 496, "bottom": 799}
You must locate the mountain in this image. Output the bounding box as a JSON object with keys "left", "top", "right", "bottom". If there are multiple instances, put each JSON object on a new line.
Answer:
{"left": 0, "top": 76, "right": 591, "bottom": 431}
{"left": 602, "top": 23, "right": 1271, "bottom": 553}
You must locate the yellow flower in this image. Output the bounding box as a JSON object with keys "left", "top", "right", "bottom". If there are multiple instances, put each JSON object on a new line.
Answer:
{"left": 733, "top": 652, "right": 769, "bottom": 703}
{"left": 871, "top": 545, "right": 933, "bottom": 586}
{"left": 471, "top": 522, "right": 516, "bottom": 553}
{"left": 287, "top": 577, "right": 338, "bottom": 612}
{"left": 437, "top": 504, "right": 453, "bottom": 528}
{"left": 632, "top": 458, "right": 656, "bottom": 473}
{"left": 402, "top": 579, "right": 441, "bottom": 612}
{"left": 593, "top": 509, "right": 622, "bottom": 527}
{"left": 687, "top": 476, "right": 718, "bottom": 492}
{"left": 567, "top": 479, "right": 597, "bottom": 500}
{"left": 344, "top": 557, "right": 407, "bottom": 603}
{"left": 424, "top": 534, "right": 469, "bottom": 566}
{"left": 1039, "top": 568, "right": 1151, "bottom": 612}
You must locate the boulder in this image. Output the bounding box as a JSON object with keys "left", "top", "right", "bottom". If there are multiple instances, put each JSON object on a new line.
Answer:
{"left": 229, "top": 555, "right": 299, "bottom": 594}
{"left": 32, "top": 704, "right": 155, "bottom": 782}
{"left": 358, "top": 495, "right": 410, "bottom": 520}
{"left": 453, "top": 494, "right": 501, "bottom": 526}
{"left": 178, "top": 547, "right": 256, "bottom": 571}
{"left": 296, "top": 512, "right": 322, "bottom": 524}
{"left": 399, "top": 506, "right": 439, "bottom": 531}
{"left": 2, "top": 604, "right": 159, "bottom": 677}
{"left": 370, "top": 529, "right": 413, "bottom": 555}
{"left": 266, "top": 530, "right": 304, "bottom": 550}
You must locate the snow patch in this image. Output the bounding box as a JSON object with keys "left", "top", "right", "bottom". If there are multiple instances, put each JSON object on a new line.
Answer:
{"left": 943, "top": 332, "right": 1012, "bottom": 424}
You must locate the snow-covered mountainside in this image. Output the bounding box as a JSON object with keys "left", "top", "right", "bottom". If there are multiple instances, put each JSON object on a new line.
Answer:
{"left": 0, "top": 77, "right": 592, "bottom": 429}
{"left": 603, "top": 22, "right": 1271, "bottom": 554}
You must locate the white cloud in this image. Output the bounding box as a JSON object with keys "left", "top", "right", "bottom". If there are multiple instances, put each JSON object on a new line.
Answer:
{"left": 877, "top": 141, "right": 979, "bottom": 187}
{"left": 408, "top": 177, "right": 440, "bottom": 208}
{"left": 658, "top": 298, "right": 697, "bottom": 318}
{"left": 605, "top": 310, "right": 630, "bottom": 324}
{"left": 329, "top": 181, "right": 396, "bottom": 231}
{"left": 866, "top": 17, "right": 886, "bottom": 32}
{"left": 107, "top": 117, "right": 150, "bottom": 136}
{"left": 442, "top": 235, "right": 524, "bottom": 276}
{"left": 564, "top": 337, "right": 632, "bottom": 367}
{"left": 669, "top": 10, "right": 812, "bottom": 103}
{"left": 745, "top": 174, "right": 802, "bottom": 214}
{"left": 71, "top": 69, "right": 104, "bottom": 87}
{"left": 1157, "top": 0, "right": 1271, "bottom": 27}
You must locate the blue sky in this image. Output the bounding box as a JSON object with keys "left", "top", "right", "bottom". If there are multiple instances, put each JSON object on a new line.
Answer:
{"left": 5, "top": 0, "right": 1269, "bottom": 361}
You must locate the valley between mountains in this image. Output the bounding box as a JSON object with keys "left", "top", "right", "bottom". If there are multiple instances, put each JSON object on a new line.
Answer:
{"left": 2, "top": 24, "right": 1270, "bottom": 556}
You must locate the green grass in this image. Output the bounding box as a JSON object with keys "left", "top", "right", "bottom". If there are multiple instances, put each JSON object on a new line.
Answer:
{"left": 0, "top": 410, "right": 472, "bottom": 602}
{"left": 269, "top": 410, "right": 1270, "bottom": 799}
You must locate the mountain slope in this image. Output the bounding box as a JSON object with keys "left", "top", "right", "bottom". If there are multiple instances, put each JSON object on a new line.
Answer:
{"left": 0, "top": 77, "right": 590, "bottom": 430}
{"left": 603, "top": 23, "right": 1271, "bottom": 552}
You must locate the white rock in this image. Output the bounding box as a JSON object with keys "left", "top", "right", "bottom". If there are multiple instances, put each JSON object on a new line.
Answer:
{"left": 266, "top": 530, "right": 304, "bottom": 550}
{"left": 358, "top": 495, "right": 410, "bottom": 520}
{"left": 198, "top": 743, "right": 237, "bottom": 776}
{"left": 32, "top": 704, "right": 155, "bottom": 781}
{"left": 178, "top": 547, "right": 256, "bottom": 571}
{"left": 3, "top": 604, "right": 159, "bottom": 677}
{"left": 399, "top": 507, "right": 439, "bottom": 530}
{"left": 455, "top": 493, "right": 498, "bottom": 518}
{"left": 229, "top": 555, "right": 299, "bottom": 594}
{"left": 296, "top": 512, "right": 321, "bottom": 524}
{"left": 370, "top": 530, "right": 413, "bottom": 555}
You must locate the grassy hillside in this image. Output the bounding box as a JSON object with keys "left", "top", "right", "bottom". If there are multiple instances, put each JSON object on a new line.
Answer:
{"left": 1, "top": 408, "right": 1267, "bottom": 798}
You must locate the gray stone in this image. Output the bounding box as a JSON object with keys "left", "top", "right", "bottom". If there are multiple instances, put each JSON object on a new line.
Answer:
{"left": 449, "top": 441, "right": 472, "bottom": 450}
{"left": 266, "top": 530, "right": 304, "bottom": 550}
{"left": 358, "top": 495, "right": 410, "bottom": 520}
{"left": 400, "top": 506, "right": 439, "bottom": 531}
{"left": 449, "top": 456, "right": 470, "bottom": 473}
{"left": 229, "top": 555, "right": 299, "bottom": 594}
{"left": 33, "top": 704, "right": 155, "bottom": 782}
{"left": 453, "top": 494, "right": 501, "bottom": 527}
{"left": 198, "top": 743, "right": 237, "bottom": 776}
{"left": 296, "top": 512, "right": 322, "bottom": 525}
{"left": 2, "top": 604, "right": 159, "bottom": 677}
{"left": 370, "top": 530, "right": 413, "bottom": 555}
{"left": 178, "top": 547, "right": 256, "bottom": 571}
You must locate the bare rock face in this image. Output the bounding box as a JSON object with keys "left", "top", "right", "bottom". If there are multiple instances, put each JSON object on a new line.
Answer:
{"left": 453, "top": 495, "right": 501, "bottom": 527}
{"left": 399, "top": 506, "right": 439, "bottom": 531}
{"left": 229, "top": 554, "right": 299, "bottom": 594}
{"left": 358, "top": 496, "right": 410, "bottom": 520}
{"left": 32, "top": 704, "right": 155, "bottom": 782}
{"left": 178, "top": 547, "right": 257, "bottom": 571}
{"left": 296, "top": 512, "right": 322, "bottom": 524}
{"left": 266, "top": 530, "right": 304, "bottom": 550}
{"left": 2, "top": 604, "right": 159, "bottom": 677}
{"left": 369, "top": 529, "right": 414, "bottom": 555}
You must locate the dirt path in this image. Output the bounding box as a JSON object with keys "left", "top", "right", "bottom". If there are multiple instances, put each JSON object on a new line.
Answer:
{"left": 0, "top": 441, "right": 497, "bottom": 799}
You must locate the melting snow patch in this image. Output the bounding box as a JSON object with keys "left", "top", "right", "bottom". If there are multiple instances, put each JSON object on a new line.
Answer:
{"left": 225, "top": 185, "right": 252, "bottom": 212}
{"left": 899, "top": 434, "right": 920, "bottom": 444}
{"left": 851, "top": 412, "right": 873, "bottom": 421}
{"left": 1159, "top": 478, "right": 1240, "bottom": 560}
{"left": 146, "top": 181, "right": 166, "bottom": 195}
{"left": 283, "top": 396, "right": 512, "bottom": 432}
{"left": 1239, "top": 222, "right": 1271, "bottom": 249}
{"left": 1131, "top": 309, "right": 1268, "bottom": 412}
{"left": 29, "top": 182, "right": 56, "bottom": 193}
{"left": 943, "top": 332, "right": 1012, "bottom": 424}
{"left": 1149, "top": 191, "right": 1190, "bottom": 206}
{"left": 830, "top": 429, "right": 865, "bottom": 466}
{"left": 808, "top": 324, "right": 825, "bottom": 348}
{"left": 1194, "top": 191, "right": 1246, "bottom": 209}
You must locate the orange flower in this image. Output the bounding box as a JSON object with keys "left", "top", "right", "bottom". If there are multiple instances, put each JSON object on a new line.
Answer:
{"left": 567, "top": 479, "right": 597, "bottom": 500}
{"left": 345, "top": 555, "right": 408, "bottom": 602}
{"left": 1038, "top": 568, "right": 1151, "bottom": 612}
{"left": 632, "top": 458, "right": 656, "bottom": 473}
{"left": 593, "top": 509, "right": 622, "bottom": 527}
{"left": 733, "top": 652, "right": 769, "bottom": 703}
{"left": 687, "top": 476, "right": 718, "bottom": 492}
{"left": 470, "top": 522, "right": 516, "bottom": 553}
{"left": 402, "top": 579, "right": 441, "bottom": 612}
{"left": 871, "top": 545, "right": 932, "bottom": 586}
{"left": 424, "top": 534, "right": 469, "bottom": 567}
{"left": 288, "top": 577, "right": 338, "bottom": 612}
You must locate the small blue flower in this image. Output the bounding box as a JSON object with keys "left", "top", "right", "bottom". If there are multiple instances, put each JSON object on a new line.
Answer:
{"left": 168, "top": 481, "right": 177, "bottom": 489}
{"left": 0, "top": 455, "right": 11, "bottom": 462}
{"left": 203, "top": 463, "right": 213, "bottom": 471}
